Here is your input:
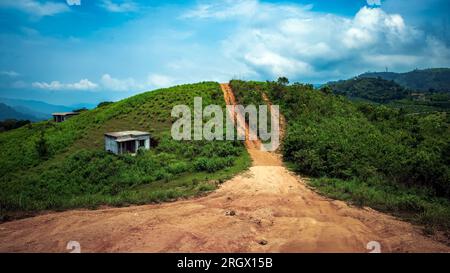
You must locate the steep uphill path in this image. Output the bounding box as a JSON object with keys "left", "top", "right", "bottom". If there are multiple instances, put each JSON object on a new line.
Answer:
{"left": 0, "top": 84, "right": 448, "bottom": 252}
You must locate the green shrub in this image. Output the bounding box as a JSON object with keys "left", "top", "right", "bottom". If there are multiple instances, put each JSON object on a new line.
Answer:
{"left": 194, "top": 157, "right": 234, "bottom": 173}
{"left": 167, "top": 162, "right": 190, "bottom": 174}
{"left": 35, "top": 130, "right": 49, "bottom": 159}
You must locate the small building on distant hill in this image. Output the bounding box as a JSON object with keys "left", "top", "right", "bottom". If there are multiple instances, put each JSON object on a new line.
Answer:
{"left": 410, "top": 92, "right": 426, "bottom": 101}
{"left": 52, "top": 112, "right": 79, "bottom": 123}
{"left": 104, "top": 131, "right": 150, "bottom": 155}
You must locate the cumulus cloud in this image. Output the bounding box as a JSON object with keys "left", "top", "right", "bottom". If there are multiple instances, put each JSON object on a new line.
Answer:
{"left": 100, "top": 0, "right": 137, "bottom": 13}
{"left": 66, "top": 0, "right": 81, "bottom": 6}
{"left": 244, "top": 47, "right": 313, "bottom": 76}
{"left": 343, "top": 7, "right": 410, "bottom": 49}
{"left": 0, "top": 70, "right": 20, "bottom": 77}
{"left": 100, "top": 74, "right": 144, "bottom": 91}
{"left": 186, "top": 0, "right": 450, "bottom": 82}
{"left": 32, "top": 79, "right": 98, "bottom": 91}
{"left": 182, "top": 0, "right": 314, "bottom": 21}
{"left": 182, "top": 0, "right": 259, "bottom": 20}
{"left": 0, "top": 0, "right": 70, "bottom": 17}
{"left": 30, "top": 74, "right": 176, "bottom": 92}
{"left": 101, "top": 73, "right": 175, "bottom": 91}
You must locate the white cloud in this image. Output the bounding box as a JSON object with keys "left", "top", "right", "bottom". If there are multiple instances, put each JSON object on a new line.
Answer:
{"left": 69, "top": 79, "right": 98, "bottom": 90}
{"left": 182, "top": 0, "right": 259, "bottom": 20}
{"left": 100, "top": 0, "right": 137, "bottom": 13}
{"left": 66, "top": 0, "right": 81, "bottom": 6}
{"left": 244, "top": 48, "right": 312, "bottom": 77}
{"left": 0, "top": 0, "right": 70, "bottom": 17}
{"left": 344, "top": 6, "right": 409, "bottom": 49}
{"left": 0, "top": 71, "right": 20, "bottom": 77}
{"left": 185, "top": 1, "right": 446, "bottom": 82}
{"left": 100, "top": 74, "right": 144, "bottom": 91}
{"left": 182, "top": 0, "right": 312, "bottom": 21}
{"left": 100, "top": 73, "right": 175, "bottom": 91}
{"left": 29, "top": 74, "right": 176, "bottom": 92}
{"left": 32, "top": 79, "right": 98, "bottom": 91}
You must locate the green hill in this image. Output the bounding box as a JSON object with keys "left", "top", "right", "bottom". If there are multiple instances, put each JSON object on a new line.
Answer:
{"left": 326, "top": 75, "right": 450, "bottom": 113}
{"left": 0, "top": 82, "right": 249, "bottom": 219}
{"left": 231, "top": 79, "right": 450, "bottom": 232}
{"left": 360, "top": 68, "right": 450, "bottom": 92}
{"left": 326, "top": 77, "right": 409, "bottom": 103}
{"left": 0, "top": 103, "right": 38, "bottom": 121}
{"left": 0, "top": 98, "right": 76, "bottom": 121}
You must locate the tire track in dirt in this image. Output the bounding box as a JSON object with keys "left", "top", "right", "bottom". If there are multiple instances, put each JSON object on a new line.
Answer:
{"left": 0, "top": 84, "right": 448, "bottom": 253}
{"left": 221, "top": 83, "right": 281, "bottom": 166}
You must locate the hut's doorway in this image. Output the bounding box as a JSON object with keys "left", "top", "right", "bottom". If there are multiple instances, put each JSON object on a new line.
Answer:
{"left": 118, "top": 140, "right": 136, "bottom": 154}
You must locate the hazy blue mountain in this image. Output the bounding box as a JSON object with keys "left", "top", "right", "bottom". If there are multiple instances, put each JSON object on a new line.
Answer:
{"left": 13, "top": 105, "right": 49, "bottom": 120}
{"left": 359, "top": 68, "right": 450, "bottom": 92}
{"left": 0, "top": 103, "right": 38, "bottom": 121}
{"left": 0, "top": 98, "right": 73, "bottom": 116}
{"left": 0, "top": 98, "right": 97, "bottom": 121}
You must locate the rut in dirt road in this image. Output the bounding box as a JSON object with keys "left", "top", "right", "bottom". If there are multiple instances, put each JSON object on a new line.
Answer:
{"left": 221, "top": 83, "right": 281, "bottom": 166}
{"left": 0, "top": 83, "right": 448, "bottom": 253}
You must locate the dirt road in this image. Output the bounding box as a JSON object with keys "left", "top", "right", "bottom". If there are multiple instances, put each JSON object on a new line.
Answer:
{"left": 0, "top": 84, "right": 448, "bottom": 253}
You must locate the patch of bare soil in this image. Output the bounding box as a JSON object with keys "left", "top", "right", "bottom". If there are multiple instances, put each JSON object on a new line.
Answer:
{"left": 0, "top": 84, "right": 448, "bottom": 253}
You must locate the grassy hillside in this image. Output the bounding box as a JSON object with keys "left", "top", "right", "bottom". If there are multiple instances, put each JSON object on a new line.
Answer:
{"left": 360, "top": 68, "right": 450, "bottom": 92}
{"left": 327, "top": 77, "right": 409, "bottom": 103}
{"left": 0, "top": 82, "right": 250, "bottom": 220}
{"left": 386, "top": 92, "right": 450, "bottom": 114}
{"left": 231, "top": 79, "right": 450, "bottom": 232}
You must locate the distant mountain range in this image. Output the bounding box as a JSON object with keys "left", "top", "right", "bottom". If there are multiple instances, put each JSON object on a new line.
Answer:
{"left": 326, "top": 68, "right": 450, "bottom": 112}
{"left": 0, "top": 103, "right": 39, "bottom": 121}
{"left": 326, "top": 77, "right": 408, "bottom": 103}
{"left": 0, "top": 98, "right": 95, "bottom": 122}
{"left": 359, "top": 68, "right": 450, "bottom": 92}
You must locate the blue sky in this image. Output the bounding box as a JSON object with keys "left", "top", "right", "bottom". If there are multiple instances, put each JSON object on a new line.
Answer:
{"left": 0, "top": 0, "right": 449, "bottom": 105}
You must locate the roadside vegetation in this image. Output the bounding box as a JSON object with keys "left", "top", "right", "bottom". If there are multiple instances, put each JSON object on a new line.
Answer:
{"left": 0, "top": 82, "right": 250, "bottom": 220}
{"left": 0, "top": 119, "right": 31, "bottom": 132}
{"left": 230, "top": 80, "right": 267, "bottom": 106}
{"left": 231, "top": 79, "right": 450, "bottom": 233}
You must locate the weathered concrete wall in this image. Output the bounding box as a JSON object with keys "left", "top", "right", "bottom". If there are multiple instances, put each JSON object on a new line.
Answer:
{"left": 105, "top": 136, "right": 118, "bottom": 154}
{"left": 134, "top": 136, "right": 150, "bottom": 150}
